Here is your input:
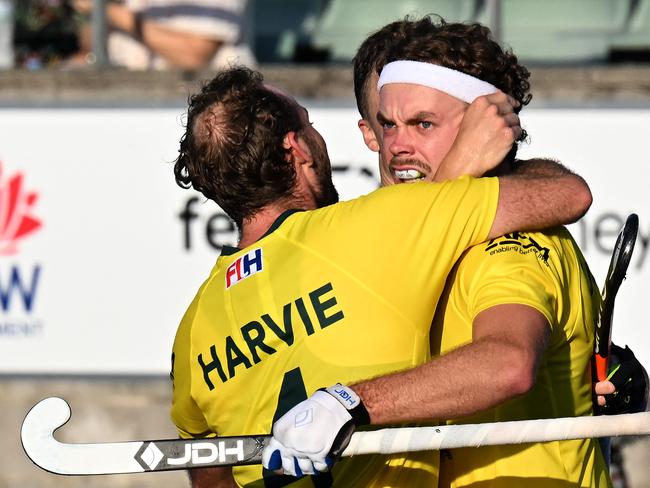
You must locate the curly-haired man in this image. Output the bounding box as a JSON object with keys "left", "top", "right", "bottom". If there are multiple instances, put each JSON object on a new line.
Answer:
{"left": 358, "top": 17, "right": 609, "bottom": 487}
{"left": 264, "top": 16, "right": 616, "bottom": 487}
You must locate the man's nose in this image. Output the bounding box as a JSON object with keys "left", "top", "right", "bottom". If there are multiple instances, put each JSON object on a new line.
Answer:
{"left": 388, "top": 127, "right": 414, "bottom": 156}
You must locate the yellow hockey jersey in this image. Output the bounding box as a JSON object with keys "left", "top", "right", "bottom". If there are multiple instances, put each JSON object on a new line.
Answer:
{"left": 172, "top": 177, "right": 499, "bottom": 487}
{"left": 433, "top": 228, "right": 611, "bottom": 488}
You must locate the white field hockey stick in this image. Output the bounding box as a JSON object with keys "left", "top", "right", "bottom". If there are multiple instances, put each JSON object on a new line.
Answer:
{"left": 594, "top": 213, "right": 639, "bottom": 381}
{"left": 21, "top": 396, "right": 650, "bottom": 476}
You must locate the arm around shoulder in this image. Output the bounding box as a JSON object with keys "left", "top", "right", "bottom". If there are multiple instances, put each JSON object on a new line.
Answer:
{"left": 489, "top": 160, "right": 592, "bottom": 239}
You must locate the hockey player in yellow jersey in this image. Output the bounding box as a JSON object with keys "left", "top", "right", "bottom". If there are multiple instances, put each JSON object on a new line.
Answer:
{"left": 347, "top": 17, "right": 612, "bottom": 488}
{"left": 170, "top": 66, "right": 592, "bottom": 487}
{"left": 432, "top": 229, "right": 606, "bottom": 488}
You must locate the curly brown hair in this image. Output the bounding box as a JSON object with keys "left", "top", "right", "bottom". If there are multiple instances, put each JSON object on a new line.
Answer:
{"left": 353, "top": 16, "right": 532, "bottom": 163}
{"left": 173, "top": 67, "right": 304, "bottom": 227}
{"left": 352, "top": 19, "right": 413, "bottom": 120}
{"left": 383, "top": 18, "right": 532, "bottom": 113}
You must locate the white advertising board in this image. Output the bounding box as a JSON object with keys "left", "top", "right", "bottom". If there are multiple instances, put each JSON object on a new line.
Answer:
{"left": 0, "top": 107, "right": 648, "bottom": 374}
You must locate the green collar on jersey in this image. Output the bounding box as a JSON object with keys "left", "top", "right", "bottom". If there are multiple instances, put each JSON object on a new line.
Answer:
{"left": 221, "top": 209, "right": 304, "bottom": 256}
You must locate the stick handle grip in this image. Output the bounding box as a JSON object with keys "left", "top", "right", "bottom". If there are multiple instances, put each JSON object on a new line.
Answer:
{"left": 344, "top": 412, "right": 650, "bottom": 456}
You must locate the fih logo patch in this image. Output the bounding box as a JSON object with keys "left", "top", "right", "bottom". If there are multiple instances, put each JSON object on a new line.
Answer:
{"left": 225, "top": 248, "right": 263, "bottom": 288}
{"left": 0, "top": 161, "right": 42, "bottom": 255}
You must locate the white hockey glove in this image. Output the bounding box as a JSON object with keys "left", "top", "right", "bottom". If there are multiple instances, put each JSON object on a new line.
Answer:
{"left": 261, "top": 384, "right": 370, "bottom": 477}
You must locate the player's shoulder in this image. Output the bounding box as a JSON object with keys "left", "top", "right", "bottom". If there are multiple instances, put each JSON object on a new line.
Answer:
{"left": 174, "top": 260, "right": 224, "bottom": 344}
{"left": 301, "top": 176, "right": 494, "bottom": 218}
{"left": 342, "top": 175, "right": 495, "bottom": 208}
{"left": 461, "top": 227, "right": 573, "bottom": 270}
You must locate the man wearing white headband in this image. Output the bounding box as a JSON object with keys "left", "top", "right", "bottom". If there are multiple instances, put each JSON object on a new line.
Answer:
{"left": 262, "top": 17, "right": 634, "bottom": 487}
{"left": 353, "top": 17, "right": 618, "bottom": 487}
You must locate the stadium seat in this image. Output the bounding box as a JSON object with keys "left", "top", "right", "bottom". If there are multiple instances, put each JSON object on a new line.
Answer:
{"left": 251, "top": 0, "right": 649, "bottom": 64}
{"left": 309, "top": 0, "right": 480, "bottom": 61}
{"left": 610, "top": 0, "right": 650, "bottom": 60}
{"left": 498, "top": 0, "right": 630, "bottom": 63}
{"left": 252, "top": 0, "right": 324, "bottom": 62}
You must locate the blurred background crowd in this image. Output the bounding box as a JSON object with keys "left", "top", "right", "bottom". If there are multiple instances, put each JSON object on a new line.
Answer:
{"left": 2, "top": 0, "right": 650, "bottom": 72}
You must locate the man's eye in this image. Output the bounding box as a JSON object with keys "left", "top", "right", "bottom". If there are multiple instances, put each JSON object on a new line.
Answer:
{"left": 420, "top": 121, "right": 433, "bottom": 129}
{"left": 382, "top": 122, "right": 395, "bottom": 129}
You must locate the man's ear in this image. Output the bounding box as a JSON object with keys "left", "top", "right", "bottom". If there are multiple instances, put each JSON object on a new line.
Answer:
{"left": 283, "top": 131, "right": 312, "bottom": 164}
{"left": 358, "top": 119, "right": 380, "bottom": 152}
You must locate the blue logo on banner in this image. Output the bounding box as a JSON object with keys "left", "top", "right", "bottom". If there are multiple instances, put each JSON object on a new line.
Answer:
{"left": 0, "top": 265, "right": 41, "bottom": 312}
{"left": 0, "top": 162, "right": 44, "bottom": 338}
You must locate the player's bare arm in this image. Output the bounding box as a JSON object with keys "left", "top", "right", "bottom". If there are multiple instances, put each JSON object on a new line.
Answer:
{"left": 489, "top": 169, "right": 591, "bottom": 240}
{"left": 438, "top": 154, "right": 642, "bottom": 413}
{"left": 261, "top": 305, "right": 551, "bottom": 475}
{"left": 352, "top": 304, "right": 550, "bottom": 424}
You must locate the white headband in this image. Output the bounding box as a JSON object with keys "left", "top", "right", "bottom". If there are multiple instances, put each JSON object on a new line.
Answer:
{"left": 377, "top": 60, "right": 498, "bottom": 103}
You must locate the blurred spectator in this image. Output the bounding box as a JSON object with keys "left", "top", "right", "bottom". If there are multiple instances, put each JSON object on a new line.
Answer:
{"left": 0, "top": 0, "right": 12, "bottom": 68}
{"left": 13, "top": 0, "right": 83, "bottom": 69}
{"left": 72, "top": 0, "right": 255, "bottom": 70}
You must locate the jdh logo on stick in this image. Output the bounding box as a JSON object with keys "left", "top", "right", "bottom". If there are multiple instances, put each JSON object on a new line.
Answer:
{"left": 137, "top": 440, "right": 246, "bottom": 471}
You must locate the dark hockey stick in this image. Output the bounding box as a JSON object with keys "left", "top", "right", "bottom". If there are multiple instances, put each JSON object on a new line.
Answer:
{"left": 594, "top": 213, "right": 639, "bottom": 382}
{"left": 21, "top": 396, "right": 650, "bottom": 476}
